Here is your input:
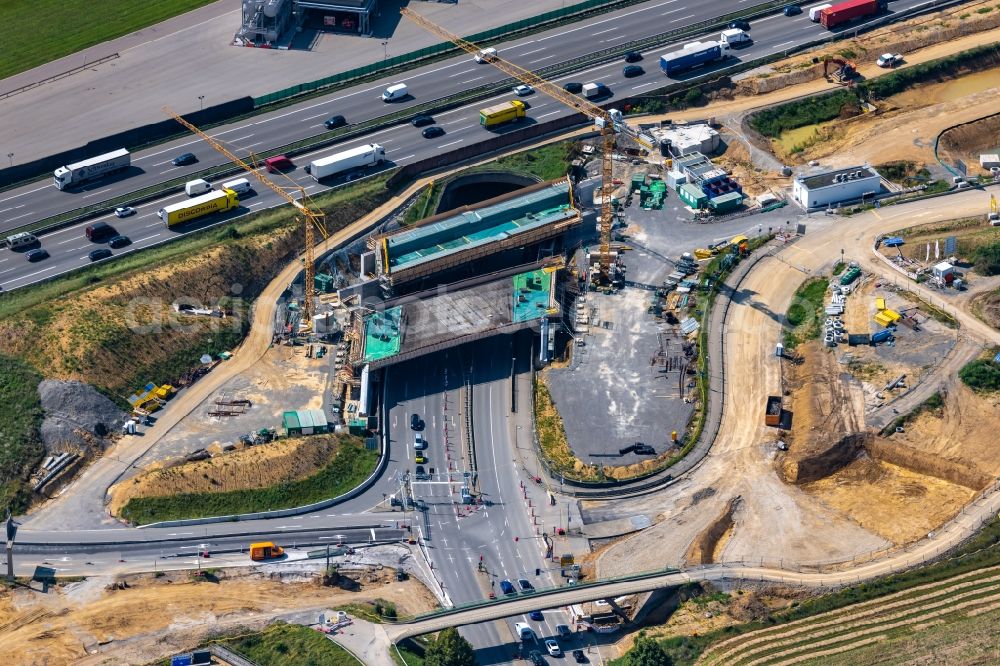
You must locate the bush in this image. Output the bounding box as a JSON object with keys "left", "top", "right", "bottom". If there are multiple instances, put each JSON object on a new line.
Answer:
{"left": 959, "top": 358, "right": 1000, "bottom": 393}
{"left": 750, "top": 90, "right": 856, "bottom": 137}
{"left": 0, "top": 356, "right": 45, "bottom": 514}
{"left": 972, "top": 242, "right": 1000, "bottom": 276}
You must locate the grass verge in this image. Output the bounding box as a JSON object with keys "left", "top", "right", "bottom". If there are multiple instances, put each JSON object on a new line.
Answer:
{"left": 221, "top": 622, "right": 361, "bottom": 666}
{"left": 0, "top": 1, "right": 215, "bottom": 80}
{"left": 783, "top": 277, "right": 828, "bottom": 350}
{"left": 337, "top": 599, "right": 398, "bottom": 623}
{"left": 0, "top": 356, "right": 45, "bottom": 514}
{"left": 492, "top": 140, "right": 576, "bottom": 181}
{"left": 119, "top": 438, "right": 377, "bottom": 524}
{"left": 614, "top": 513, "right": 1000, "bottom": 666}
{"left": 392, "top": 638, "right": 429, "bottom": 666}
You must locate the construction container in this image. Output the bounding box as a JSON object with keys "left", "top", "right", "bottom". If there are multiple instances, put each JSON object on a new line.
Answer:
{"left": 765, "top": 396, "right": 782, "bottom": 426}
{"left": 678, "top": 183, "right": 708, "bottom": 209}
{"left": 875, "top": 297, "right": 885, "bottom": 311}
{"left": 709, "top": 191, "right": 743, "bottom": 213}
{"left": 871, "top": 330, "right": 893, "bottom": 344}
{"left": 666, "top": 170, "right": 687, "bottom": 188}
{"left": 840, "top": 267, "right": 862, "bottom": 285}
{"left": 631, "top": 174, "right": 646, "bottom": 192}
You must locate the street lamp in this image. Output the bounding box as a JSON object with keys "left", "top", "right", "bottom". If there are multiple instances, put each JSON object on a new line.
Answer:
{"left": 198, "top": 95, "right": 205, "bottom": 111}
{"left": 6, "top": 153, "right": 12, "bottom": 168}
{"left": 381, "top": 40, "right": 389, "bottom": 61}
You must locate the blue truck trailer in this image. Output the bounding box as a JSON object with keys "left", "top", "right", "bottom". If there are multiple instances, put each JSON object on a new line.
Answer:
{"left": 659, "top": 41, "right": 725, "bottom": 76}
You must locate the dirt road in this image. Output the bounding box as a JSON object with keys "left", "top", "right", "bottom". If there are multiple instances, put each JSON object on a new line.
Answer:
{"left": 596, "top": 186, "right": 1000, "bottom": 577}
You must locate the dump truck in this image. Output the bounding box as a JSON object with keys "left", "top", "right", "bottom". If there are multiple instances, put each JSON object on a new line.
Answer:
{"left": 158, "top": 189, "right": 239, "bottom": 227}
{"left": 765, "top": 396, "right": 782, "bottom": 427}
{"left": 479, "top": 100, "right": 527, "bottom": 128}
{"left": 819, "top": 0, "right": 884, "bottom": 29}
{"left": 659, "top": 41, "right": 724, "bottom": 76}
{"left": 306, "top": 143, "right": 386, "bottom": 181}
{"left": 53, "top": 148, "right": 130, "bottom": 190}
{"left": 250, "top": 542, "right": 285, "bottom": 561}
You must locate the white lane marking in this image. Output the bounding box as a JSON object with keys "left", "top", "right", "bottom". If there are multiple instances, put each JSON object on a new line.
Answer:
{"left": 528, "top": 55, "right": 558, "bottom": 64}
{"left": 4, "top": 212, "right": 32, "bottom": 222}
{"left": 592, "top": 27, "right": 619, "bottom": 36}
{"left": 0, "top": 204, "right": 25, "bottom": 213}
{"left": 670, "top": 13, "right": 696, "bottom": 23}
{"left": 56, "top": 237, "right": 79, "bottom": 245}
{"left": 773, "top": 40, "right": 795, "bottom": 49}
{"left": 395, "top": 154, "right": 417, "bottom": 163}
{"left": 632, "top": 81, "right": 660, "bottom": 90}
{"left": 438, "top": 139, "right": 465, "bottom": 149}
{"left": 519, "top": 48, "right": 546, "bottom": 56}
{"left": 0, "top": 185, "right": 49, "bottom": 204}
{"left": 536, "top": 111, "right": 561, "bottom": 119}
{"left": 135, "top": 233, "right": 162, "bottom": 243}
{"left": 459, "top": 76, "right": 486, "bottom": 85}
{"left": 536, "top": 0, "right": 679, "bottom": 42}
{"left": 81, "top": 187, "right": 112, "bottom": 199}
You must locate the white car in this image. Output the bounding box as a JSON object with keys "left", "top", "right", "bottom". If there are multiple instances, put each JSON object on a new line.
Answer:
{"left": 877, "top": 53, "right": 903, "bottom": 68}
{"left": 114, "top": 206, "right": 136, "bottom": 218}
{"left": 545, "top": 639, "right": 562, "bottom": 657}
{"left": 513, "top": 84, "right": 534, "bottom": 96}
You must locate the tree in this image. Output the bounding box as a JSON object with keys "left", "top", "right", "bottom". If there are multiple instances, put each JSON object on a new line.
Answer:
{"left": 629, "top": 637, "right": 672, "bottom": 666}
{"left": 425, "top": 627, "right": 477, "bottom": 666}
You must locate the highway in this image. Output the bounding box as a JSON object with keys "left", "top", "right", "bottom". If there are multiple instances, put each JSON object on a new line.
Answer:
{"left": 382, "top": 337, "right": 579, "bottom": 661}
{"left": 0, "top": 0, "right": 939, "bottom": 290}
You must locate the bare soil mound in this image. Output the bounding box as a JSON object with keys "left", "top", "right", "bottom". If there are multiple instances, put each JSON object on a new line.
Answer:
{"left": 37, "top": 380, "right": 126, "bottom": 453}
{"left": 108, "top": 434, "right": 343, "bottom": 515}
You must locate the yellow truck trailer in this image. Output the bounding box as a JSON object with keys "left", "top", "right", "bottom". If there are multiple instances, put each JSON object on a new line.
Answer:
{"left": 159, "top": 189, "right": 239, "bottom": 228}
{"left": 479, "top": 100, "right": 527, "bottom": 128}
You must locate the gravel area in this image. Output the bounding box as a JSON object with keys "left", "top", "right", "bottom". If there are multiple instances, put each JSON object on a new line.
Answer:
{"left": 37, "top": 380, "right": 127, "bottom": 453}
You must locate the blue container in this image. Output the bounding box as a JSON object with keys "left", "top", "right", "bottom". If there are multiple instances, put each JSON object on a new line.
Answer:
{"left": 660, "top": 42, "right": 723, "bottom": 76}
{"left": 871, "top": 330, "right": 893, "bottom": 344}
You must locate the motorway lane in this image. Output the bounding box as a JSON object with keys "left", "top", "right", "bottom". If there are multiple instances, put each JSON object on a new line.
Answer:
{"left": 0, "top": 0, "right": 935, "bottom": 238}
{"left": 0, "top": 0, "right": 937, "bottom": 290}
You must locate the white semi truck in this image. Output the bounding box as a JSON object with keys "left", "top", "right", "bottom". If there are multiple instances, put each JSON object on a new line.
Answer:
{"left": 53, "top": 148, "right": 130, "bottom": 190}
{"left": 305, "top": 144, "right": 386, "bottom": 181}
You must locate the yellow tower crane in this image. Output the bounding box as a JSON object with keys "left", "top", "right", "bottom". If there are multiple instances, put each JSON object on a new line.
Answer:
{"left": 400, "top": 7, "right": 656, "bottom": 283}
{"left": 164, "top": 107, "right": 329, "bottom": 325}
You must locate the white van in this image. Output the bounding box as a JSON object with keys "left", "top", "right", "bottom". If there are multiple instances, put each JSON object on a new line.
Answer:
{"left": 514, "top": 623, "right": 534, "bottom": 641}
{"left": 185, "top": 178, "right": 212, "bottom": 196}
{"left": 720, "top": 28, "right": 752, "bottom": 48}
{"left": 6, "top": 232, "right": 38, "bottom": 249}
{"left": 382, "top": 83, "right": 408, "bottom": 102}
{"left": 221, "top": 177, "right": 252, "bottom": 194}
{"left": 475, "top": 47, "right": 498, "bottom": 63}
{"left": 809, "top": 4, "right": 832, "bottom": 21}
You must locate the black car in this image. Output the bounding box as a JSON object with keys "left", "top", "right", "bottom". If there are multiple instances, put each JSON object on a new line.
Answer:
{"left": 88, "top": 248, "right": 112, "bottom": 262}
{"left": 324, "top": 114, "right": 347, "bottom": 129}
{"left": 25, "top": 248, "right": 49, "bottom": 262}
{"left": 108, "top": 235, "right": 131, "bottom": 249}
{"left": 172, "top": 152, "right": 196, "bottom": 166}
{"left": 518, "top": 578, "right": 535, "bottom": 592}
{"left": 422, "top": 126, "right": 445, "bottom": 139}
{"left": 411, "top": 413, "right": 421, "bottom": 430}
{"left": 634, "top": 443, "right": 656, "bottom": 455}
{"left": 623, "top": 51, "right": 642, "bottom": 63}
{"left": 729, "top": 19, "right": 751, "bottom": 31}
{"left": 573, "top": 649, "right": 587, "bottom": 663}
{"left": 783, "top": 4, "right": 802, "bottom": 15}
{"left": 562, "top": 82, "right": 583, "bottom": 94}
{"left": 623, "top": 65, "right": 644, "bottom": 78}
{"left": 411, "top": 114, "right": 434, "bottom": 127}
{"left": 529, "top": 652, "right": 546, "bottom": 666}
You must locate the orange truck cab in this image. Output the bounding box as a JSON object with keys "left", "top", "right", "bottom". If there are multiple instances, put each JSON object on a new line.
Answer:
{"left": 249, "top": 542, "right": 285, "bottom": 561}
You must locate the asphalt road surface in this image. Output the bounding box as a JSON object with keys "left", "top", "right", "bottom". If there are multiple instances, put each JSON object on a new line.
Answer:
{"left": 0, "top": 0, "right": 936, "bottom": 290}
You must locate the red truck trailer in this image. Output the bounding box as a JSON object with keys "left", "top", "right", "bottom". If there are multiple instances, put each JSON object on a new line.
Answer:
{"left": 820, "top": 0, "right": 883, "bottom": 29}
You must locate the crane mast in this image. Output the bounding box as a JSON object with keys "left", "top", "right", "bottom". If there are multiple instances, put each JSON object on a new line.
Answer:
{"left": 164, "top": 107, "right": 329, "bottom": 323}
{"left": 400, "top": 7, "right": 655, "bottom": 284}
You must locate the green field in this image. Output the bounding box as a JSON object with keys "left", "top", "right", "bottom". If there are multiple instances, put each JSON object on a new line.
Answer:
{"left": 0, "top": 1, "right": 215, "bottom": 80}
{"left": 120, "top": 438, "right": 378, "bottom": 524}
{"left": 222, "top": 623, "right": 361, "bottom": 666}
